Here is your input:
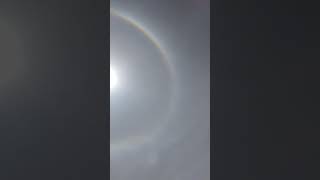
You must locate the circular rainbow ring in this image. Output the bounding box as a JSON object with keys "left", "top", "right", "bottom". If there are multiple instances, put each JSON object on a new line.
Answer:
{"left": 110, "top": 9, "right": 178, "bottom": 156}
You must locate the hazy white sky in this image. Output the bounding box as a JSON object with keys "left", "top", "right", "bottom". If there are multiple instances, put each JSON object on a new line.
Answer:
{"left": 110, "top": 1, "right": 210, "bottom": 179}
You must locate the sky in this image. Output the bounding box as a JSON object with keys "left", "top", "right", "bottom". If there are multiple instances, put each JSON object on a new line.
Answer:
{"left": 0, "top": 0, "right": 210, "bottom": 179}
{"left": 110, "top": 0, "right": 210, "bottom": 180}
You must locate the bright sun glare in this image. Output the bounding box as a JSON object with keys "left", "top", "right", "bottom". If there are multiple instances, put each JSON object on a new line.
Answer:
{"left": 110, "top": 67, "right": 118, "bottom": 91}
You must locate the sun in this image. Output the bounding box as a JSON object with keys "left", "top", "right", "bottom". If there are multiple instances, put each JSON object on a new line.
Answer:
{"left": 110, "top": 66, "right": 118, "bottom": 91}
